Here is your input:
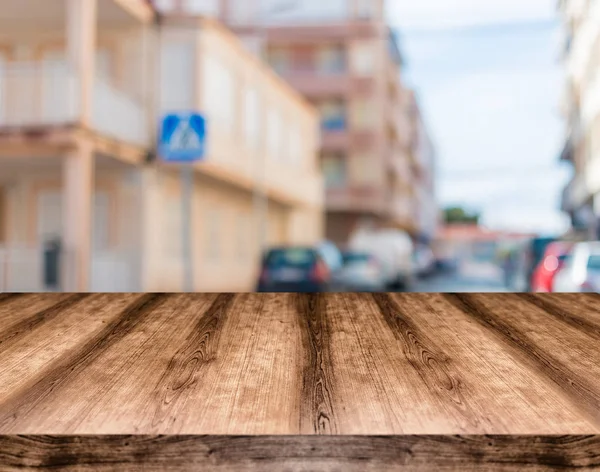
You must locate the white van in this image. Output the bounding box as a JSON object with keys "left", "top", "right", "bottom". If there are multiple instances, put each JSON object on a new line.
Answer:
{"left": 348, "top": 227, "right": 414, "bottom": 290}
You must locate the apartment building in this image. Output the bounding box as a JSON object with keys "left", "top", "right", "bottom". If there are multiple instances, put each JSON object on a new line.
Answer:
{"left": 559, "top": 0, "right": 600, "bottom": 238}
{"left": 406, "top": 90, "right": 439, "bottom": 245}
{"left": 154, "top": 0, "right": 432, "bottom": 246}
{"left": 0, "top": 0, "right": 323, "bottom": 292}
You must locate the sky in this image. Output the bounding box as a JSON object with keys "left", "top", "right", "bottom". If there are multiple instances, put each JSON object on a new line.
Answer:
{"left": 387, "top": 0, "right": 572, "bottom": 235}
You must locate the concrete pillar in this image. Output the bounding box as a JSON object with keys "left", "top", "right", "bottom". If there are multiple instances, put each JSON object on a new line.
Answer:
{"left": 62, "top": 141, "right": 94, "bottom": 292}
{"left": 137, "top": 167, "right": 163, "bottom": 291}
{"left": 67, "top": 0, "right": 97, "bottom": 127}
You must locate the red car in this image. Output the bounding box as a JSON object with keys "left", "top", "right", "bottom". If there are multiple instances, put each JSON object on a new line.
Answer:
{"left": 531, "top": 242, "right": 573, "bottom": 293}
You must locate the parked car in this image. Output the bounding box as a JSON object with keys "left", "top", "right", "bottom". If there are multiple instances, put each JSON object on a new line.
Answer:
{"left": 504, "top": 242, "right": 531, "bottom": 292}
{"left": 316, "top": 240, "right": 345, "bottom": 291}
{"left": 348, "top": 227, "right": 414, "bottom": 290}
{"left": 256, "top": 247, "right": 332, "bottom": 293}
{"left": 338, "top": 251, "right": 386, "bottom": 292}
{"left": 530, "top": 241, "right": 573, "bottom": 293}
{"left": 523, "top": 236, "right": 557, "bottom": 291}
{"left": 413, "top": 245, "right": 436, "bottom": 278}
{"left": 553, "top": 242, "right": 600, "bottom": 293}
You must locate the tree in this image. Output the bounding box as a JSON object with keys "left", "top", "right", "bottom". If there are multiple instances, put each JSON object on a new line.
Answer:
{"left": 443, "top": 206, "right": 481, "bottom": 225}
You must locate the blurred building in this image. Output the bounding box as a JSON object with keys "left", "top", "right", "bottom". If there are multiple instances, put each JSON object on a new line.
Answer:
{"left": 0, "top": 0, "right": 323, "bottom": 292}
{"left": 559, "top": 0, "right": 600, "bottom": 239}
{"left": 433, "top": 224, "right": 536, "bottom": 265}
{"left": 153, "top": 0, "right": 438, "bottom": 246}
{"left": 406, "top": 90, "right": 439, "bottom": 246}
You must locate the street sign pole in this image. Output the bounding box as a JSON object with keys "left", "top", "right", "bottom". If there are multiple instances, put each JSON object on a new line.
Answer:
{"left": 181, "top": 165, "right": 194, "bottom": 293}
{"left": 159, "top": 112, "right": 206, "bottom": 294}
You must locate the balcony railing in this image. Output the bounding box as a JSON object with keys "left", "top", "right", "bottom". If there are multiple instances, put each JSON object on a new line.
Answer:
{"left": 0, "top": 61, "right": 149, "bottom": 147}
{"left": 0, "top": 61, "right": 79, "bottom": 128}
{"left": 93, "top": 77, "right": 149, "bottom": 147}
{"left": 326, "top": 186, "right": 384, "bottom": 212}
{"left": 0, "top": 245, "right": 141, "bottom": 292}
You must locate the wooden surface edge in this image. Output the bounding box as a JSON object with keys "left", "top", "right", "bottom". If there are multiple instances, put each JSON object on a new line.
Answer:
{"left": 0, "top": 435, "right": 599, "bottom": 471}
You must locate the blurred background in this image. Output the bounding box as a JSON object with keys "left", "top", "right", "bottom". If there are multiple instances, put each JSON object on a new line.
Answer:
{"left": 0, "top": 0, "right": 595, "bottom": 294}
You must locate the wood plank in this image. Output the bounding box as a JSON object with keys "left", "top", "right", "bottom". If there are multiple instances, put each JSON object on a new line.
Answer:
{"left": 159, "top": 293, "right": 304, "bottom": 434}
{"left": 0, "top": 294, "right": 170, "bottom": 432}
{"left": 0, "top": 294, "right": 217, "bottom": 434}
{"left": 0, "top": 435, "right": 599, "bottom": 472}
{"left": 0, "top": 293, "right": 75, "bottom": 344}
{"left": 0, "top": 294, "right": 145, "bottom": 406}
{"left": 444, "top": 293, "right": 600, "bottom": 429}
{"left": 380, "top": 293, "right": 597, "bottom": 433}
{"left": 0, "top": 293, "right": 599, "bottom": 441}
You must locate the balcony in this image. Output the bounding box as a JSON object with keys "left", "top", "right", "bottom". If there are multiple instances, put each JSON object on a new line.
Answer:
{"left": 284, "top": 73, "right": 352, "bottom": 98}
{"left": 0, "top": 62, "right": 79, "bottom": 128}
{"left": 388, "top": 194, "right": 414, "bottom": 227}
{"left": 326, "top": 185, "right": 385, "bottom": 213}
{"left": 93, "top": 75, "right": 150, "bottom": 147}
{"left": 0, "top": 61, "right": 149, "bottom": 147}
{"left": 321, "top": 117, "right": 348, "bottom": 151}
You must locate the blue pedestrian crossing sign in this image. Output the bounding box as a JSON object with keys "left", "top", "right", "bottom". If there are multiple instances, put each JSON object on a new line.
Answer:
{"left": 159, "top": 113, "right": 207, "bottom": 163}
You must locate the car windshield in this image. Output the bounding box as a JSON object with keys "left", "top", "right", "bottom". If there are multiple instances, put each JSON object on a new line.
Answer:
{"left": 318, "top": 243, "right": 342, "bottom": 270}
{"left": 343, "top": 253, "right": 370, "bottom": 265}
{"left": 265, "top": 249, "right": 316, "bottom": 269}
{"left": 532, "top": 238, "right": 555, "bottom": 262}
{"left": 587, "top": 254, "right": 600, "bottom": 271}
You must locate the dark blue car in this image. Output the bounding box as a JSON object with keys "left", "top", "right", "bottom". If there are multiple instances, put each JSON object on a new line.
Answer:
{"left": 256, "top": 247, "right": 334, "bottom": 293}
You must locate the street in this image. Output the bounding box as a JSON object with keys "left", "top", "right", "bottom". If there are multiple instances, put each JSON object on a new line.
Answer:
{"left": 411, "top": 261, "right": 508, "bottom": 293}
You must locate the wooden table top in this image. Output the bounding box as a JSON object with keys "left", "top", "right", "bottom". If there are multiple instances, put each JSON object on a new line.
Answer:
{"left": 1, "top": 292, "right": 599, "bottom": 436}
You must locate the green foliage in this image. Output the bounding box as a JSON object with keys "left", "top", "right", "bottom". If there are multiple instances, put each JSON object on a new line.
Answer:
{"left": 443, "top": 206, "right": 481, "bottom": 225}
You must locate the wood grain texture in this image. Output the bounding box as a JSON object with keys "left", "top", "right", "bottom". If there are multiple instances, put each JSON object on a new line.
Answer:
{"left": 0, "top": 293, "right": 599, "bottom": 439}
{"left": 0, "top": 435, "right": 599, "bottom": 471}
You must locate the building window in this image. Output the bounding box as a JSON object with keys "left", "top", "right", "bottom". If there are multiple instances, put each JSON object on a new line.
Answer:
{"left": 289, "top": 124, "right": 302, "bottom": 165}
{"left": 268, "top": 47, "right": 292, "bottom": 74}
{"left": 267, "top": 108, "right": 282, "bottom": 160}
{"left": 203, "top": 55, "right": 236, "bottom": 133}
{"left": 352, "top": 100, "right": 376, "bottom": 129}
{"left": 319, "top": 100, "right": 346, "bottom": 130}
{"left": 317, "top": 45, "right": 345, "bottom": 74}
{"left": 322, "top": 154, "right": 346, "bottom": 188}
{"left": 351, "top": 41, "right": 376, "bottom": 76}
{"left": 244, "top": 87, "right": 261, "bottom": 149}
{"left": 351, "top": 154, "right": 381, "bottom": 185}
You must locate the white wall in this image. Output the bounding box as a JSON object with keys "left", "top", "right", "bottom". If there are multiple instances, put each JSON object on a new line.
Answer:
{"left": 202, "top": 54, "right": 236, "bottom": 133}
{"left": 160, "top": 39, "right": 196, "bottom": 113}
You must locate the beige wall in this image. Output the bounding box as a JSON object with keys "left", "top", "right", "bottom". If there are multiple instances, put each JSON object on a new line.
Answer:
{"left": 216, "top": 12, "right": 421, "bottom": 242}
{"left": 139, "top": 166, "right": 322, "bottom": 292}
{"left": 1, "top": 168, "right": 131, "bottom": 249}
{"left": 0, "top": 6, "right": 324, "bottom": 292}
